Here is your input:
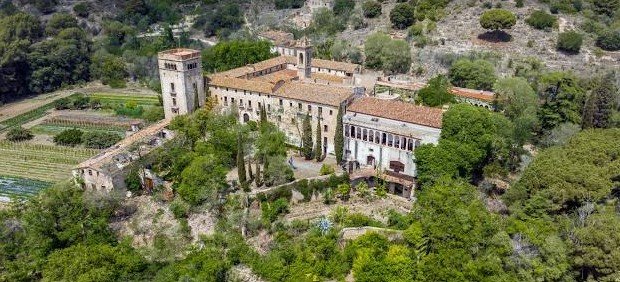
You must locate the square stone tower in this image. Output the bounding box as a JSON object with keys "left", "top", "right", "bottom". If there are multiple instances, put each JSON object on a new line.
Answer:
{"left": 295, "top": 37, "right": 312, "bottom": 79}
{"left": 158, "top": 48, "right": 205, "bottom": 120}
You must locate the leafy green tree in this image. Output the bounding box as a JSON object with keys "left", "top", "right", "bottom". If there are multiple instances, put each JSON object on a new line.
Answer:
{"left": 572, "top": 205, "right": 620, "bottom": 281}
{"left": 506, "top": 129, "right": 620, "bottom": 213}
{"left": 591, "top": 0, "right": 620, "bottom": 17}
{"left": 537, "top": 71, "right": 585, "bottom": 131}
{"left": 125, "top": 168, "right": 142, "bottom": 194}
{"left": 415, "top": 104, "right": 514, "bottom": 186}
{"left": 177, "top": 155, "right": 228, "bottom": 206}
{"left": 390, "top": 3, "right": 416, "bottom": 29}
{"left": 493, "top": 77, "right": 539, "bottom": 144}
{"left": 82, "top": 131, "right": 122, "bottom": 149}
{"left": 154, "top": 246, "right": 230, "bottom": 281}
{"left": 90, "top": 53, "right": 128, "bottom": 86}
{"left": 418, "top": 74, "right": 454, "bottom": 107}
{"left": 45, "top": 13, "right": 78, "bottom": 36}
{"left": 54, "top": 128, "right": 84, "bottom": 146}
{"left": 364, "top": 32, "right": 390, "bottom": 69}
{"left": 557, "top": 31, "right": 583, "bottom": 53}
{"left": 0, "top": 12, "right": 42, "bottom": 42}
{"left": 202, "top": 40, "right": 276, "bottom": 72}
{"left": 381, "top": 39, "right": 411, "bottom": 74}
{"left": 274, "top": 0, "right": 305, "bottom": 9}
{"left": 335, "top": 104, "right": 344, "bottom": 164}
{"left": 596, "top": 29, "right": 620, "bottom": 51}
{"left": 362, "top": 1, "right": 382, "bottom": 18}
{"left": 448, "top": 59, "right": 497, "bottom": 91}
{"left": 42, "top": 243, "right": 148, "bottom": 281}
{"left": 315, "top": 117, "right": 323, "bottom": 161}
{"left": 308, "top": 8, "right": 346, "bottom": 35}
{"left": 415, "top": 179, "right": 512, "bottom": 281}
{"left": 256, "top": 122, "right": 287, "bottom": 163}
{"left": 73, "top": 2, "right": 90, "bottom": 17}
{"left": 263, "top": 155, "right": 294, "bottom": 186}
{"left": 479, "top": 9, "right": 517, "bottom": 31}
{"left": 6, "top": 127, "right": 33, "bottom": 142}
{"left": 302, "top": 113, "right": 314, "bottom": 160}
{"left": 582, "top": 75, "right": 618, "bottom": 129}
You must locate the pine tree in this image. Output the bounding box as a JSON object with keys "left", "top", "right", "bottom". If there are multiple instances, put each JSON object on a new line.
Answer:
{"left": 302, "top": 113, "right": 314, "bottom": 160}
{"left": 315, "top": 117, "right": 323, "bottom": 161}
{"left": 237, "top": 134, "right": 247, "bottom": 190}
{"left": 582, "top": 76, "right": 617, "bottom": 129}
{"left": 334, "top": 104, "right": 344, "bottom": 164}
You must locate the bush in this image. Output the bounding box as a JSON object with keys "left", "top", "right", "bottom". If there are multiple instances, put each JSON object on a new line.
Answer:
{"left": 53, "top": 128, "right": 83, "bottom": 146}
{"left": 274, "top": 0, "right": 304, "bottom": 9}
{"left": 390, "top": 3, "right": 416, "bottom": 29}
{"left": 6, "top": 127, "right": 33, "bottom": 142}
{"left": 261, "top": 198, "right": 289, "bottom": 222}
{"left": 362, "top": 1, "right": 382, "bottom": 18}
{"left": 526, "top": 10, "right": 556, "bottom": 30}
{"left": 333, "top": 0, "right": 355, "bottom": 16}
{"left": 114, "top": 102, "right": 144, "bottom": 118}
{"left": 143, "top": 106, "right": 165, "bottom": 122}
{"left": 557, "top": 31, "right": 583, "bottom": 53}
{"left": 320, "top": 164, "right": 335, "bottom": 175}
{"left": 448, "top": 59, "right": 497, "bottom": 91}
{"left": 596, "top": 30, "right": 620, "bottom": 51}
{"left": 480, "top": 9, "right": 516, "bottom": 31}
{"left": 82, "top": 131, "right": 122, "bottom": 149}
{"left": 73, "top": 2, "right": 89, "bottom": 17}
{"left": 170, "top": 197, "right": 190, "bottom": 219}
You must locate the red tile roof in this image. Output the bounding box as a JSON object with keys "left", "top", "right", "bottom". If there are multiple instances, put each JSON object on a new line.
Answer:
{"left": 348, "top": 97, "right": 443, "bottom": 128}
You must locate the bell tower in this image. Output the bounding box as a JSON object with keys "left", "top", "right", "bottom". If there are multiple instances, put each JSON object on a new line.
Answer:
{"left": 158, "top": 48, "right": 205, "bottom": 120}
{"left": 295, "top": 37, "right": 312, "bottom": 79}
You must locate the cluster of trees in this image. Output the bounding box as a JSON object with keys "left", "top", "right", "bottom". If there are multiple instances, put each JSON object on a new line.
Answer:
{"left": 364, "top": 32, "right": 411, "bottom": 74}
{"left": 0, "top": 12, "right": 91, "bottom": 104}
{"left": 53, "top": 128, "right": 122, "bottom": 149}
{"left": 201, "top": 40, "right": 277, "bottom": 73}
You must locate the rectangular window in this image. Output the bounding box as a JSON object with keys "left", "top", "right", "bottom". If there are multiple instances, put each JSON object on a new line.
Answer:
{"left": 408, "top": 139, "right": 414, "bottom": 151}
{"left": 324, "top": 125, "right": 328, "bottom": 132}
{"left": 279, "top": 99, "right": 283, "bottom": 106}
{"left": 307, "top": 105, "right": 311, "bottom": 112}
{"left": 172, "top": 98, "right": 177, "bottom": 106}
{"left": 330, "top": 110, "right": 333, "bottom": 115}
{"left": 170, "top": 83, "right": 175, "bottom": 92}
{"left": 318, "top": 107, "right": 322, "bottom": 115}
{"left": 298, "top": 103, "right": 302, "bottom": 110}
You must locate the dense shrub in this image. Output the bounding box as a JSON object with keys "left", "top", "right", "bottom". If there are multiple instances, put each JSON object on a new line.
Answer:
{"left": 114, "top": 101, "right": 144, "bottom": 118}
{"left": 362, "top": 0, "right": 382, "bottom": 18}
{"left": 274, "top": 0, "right": 304, "bottom": 9}
{"left": 333, "top": 0, "right": 355, "bottom": 16}
{"left": 170, "top": 197, "right": 190, "bottom": 219}
{"left": 261, "top": 198, "right": 289, "bottom": 222}
{"left": 53, "top": 128, "right": 83, "bottom": 146}
{"left": 557, "top": 31, "right": 583, "bottom": 53}
{"left": 526, "top": 10, "right": 556, "bottom": 30}
{"left": 6, "top": 126, "right": 34, "bottom": 141}
{"left": 82, "top": 131, "right": 122, "bottom": 149}
{"left": 448, "top": 59, "right": 497, "bottom": 90}
{"left": 143, "top": 106, "right": 165, "bottom": 122}
{"left": 390, "top": 3, "right": 416, "bottom": 29}
{"left": 73, "top": 2, "right": 89, "bottom": 17}
{"left": 596, "top": 29, "right": 620, "bottom": 51}
{"left": 320, "top": 164, "right": 335, "bottom": 175}
{"left": 479, "top": 9, "right": 516, "bottom": 30}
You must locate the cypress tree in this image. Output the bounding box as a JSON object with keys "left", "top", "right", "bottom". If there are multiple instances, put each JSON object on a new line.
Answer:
{"left": 255, "top": 163, "right": 262, "bottom": 187}
{"left": 315, "top": 117, "right": 323, "bottom": 161}
{"left": 260, "top": 104, "right": 267, "bottom": 124}
{"left": 237, "top": 134, "right": 247, "bottom": 190}
{"left": 582, "top": 76, "right": 617, "bottom": 129}
{"left": 247, "top": 157, "right": 254, "bottom": 181}
{"left": 302, "top": 113, "right": 314, "bottom": 160}
{"left": 334, "top": 104, "right": 344, "bottom": 164}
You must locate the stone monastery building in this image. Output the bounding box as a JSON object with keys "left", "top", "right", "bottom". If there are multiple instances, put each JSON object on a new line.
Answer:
{"left": 156, "top": 39, "right": 444, "bottom": 197}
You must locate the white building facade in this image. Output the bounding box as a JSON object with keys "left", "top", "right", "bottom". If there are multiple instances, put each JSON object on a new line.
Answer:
{"left": 158, "top": 49, "right": 206, "bottom": 119}
{"left": 343, "top": 97, "right": 443, "bottom": 198}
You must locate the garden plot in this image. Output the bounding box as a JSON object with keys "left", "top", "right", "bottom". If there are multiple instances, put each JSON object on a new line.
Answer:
{"left": 90, "top": 92, "right": 159, "bottom": 107}
{"left": 0, "top": 141, "right": 99, "bottom": 183}
{"left": 0, "top": 176, "right": 50, "bottom": 201}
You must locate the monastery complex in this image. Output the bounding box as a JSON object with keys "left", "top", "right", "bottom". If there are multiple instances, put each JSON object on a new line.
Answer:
{"left": 74, "top": 36, "right": 496, "bottom": 199}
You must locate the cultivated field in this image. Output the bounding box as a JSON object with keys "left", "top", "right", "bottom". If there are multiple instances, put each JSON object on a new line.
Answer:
{"left": 0, "top": 141, "right": 99, "bottom": 183}
{"left": 0, "top": 176, "right": 50, "bottom": 201}
{"left": 91, "top": 92, "right": 160, "bottom": 107}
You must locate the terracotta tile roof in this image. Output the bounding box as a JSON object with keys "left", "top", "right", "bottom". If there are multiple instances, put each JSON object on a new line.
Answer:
{"left": 348, "top": 97, "right": 443, "bottom": 128}
{"left": 253, "top": 69, "right": 298, "bottom": 84}
{"left": 259, "top": 30, "right": 295, "bottom": 46}
{"left": 450, "top": 87, "right": 495, "bottom": 102}
{"left": 311, "top": 72, "right": 344, "bottom": 83}
{"left": 209, "top": 76, "right": 275, "bottom": 94}
{"left": 311, "top": 58, "right": 360, "bottom": 74}
{"left": 211, "top": 56, "right": 291, "bottom": 79}
{"left": 274, "top": 81, "right": 354, "bottom": 107}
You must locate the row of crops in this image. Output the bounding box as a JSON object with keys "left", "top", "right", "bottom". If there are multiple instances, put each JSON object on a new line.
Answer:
{"left": 0, "top": 141, "right": 99, "bottom": 183}
{"left": 0, "top": 176, "right": 51, "bottom": 201}
{"left": 90, "top": 92, "right": 160, "bottom": 107}
{"left": 31, "top": 123, "right": 127, "bottom": 136}
{"left": 0, "top": 103, "right": 55, "bottom": 133}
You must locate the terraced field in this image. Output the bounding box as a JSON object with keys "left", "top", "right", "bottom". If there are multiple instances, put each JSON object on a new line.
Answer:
{"left": 91, "top": 92, "right": 160, "bottom": 107}
{"left": 0, "top": 141, "right": 99, "bottom": 183}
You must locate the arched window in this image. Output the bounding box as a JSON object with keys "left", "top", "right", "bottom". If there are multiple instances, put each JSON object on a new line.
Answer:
{"left": 382, "top": 133, "right": 387, "bottom": 145}
{"left": 375, "top": 131, "right": 380, "bottom": 143}
{"left": 394, "top": 135, "right": 400, "bottom": 148}
{"left": 387, "top": 134, "right": 393, "bottom": 146}
{"left": 351, "top": 126, "right": 355, "bottom": 138}
{"left": 401, "top": 137, "right": 406, "bottom": 150}
{"left": 362, "top": 129, "right": 368, "bottom": 141}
